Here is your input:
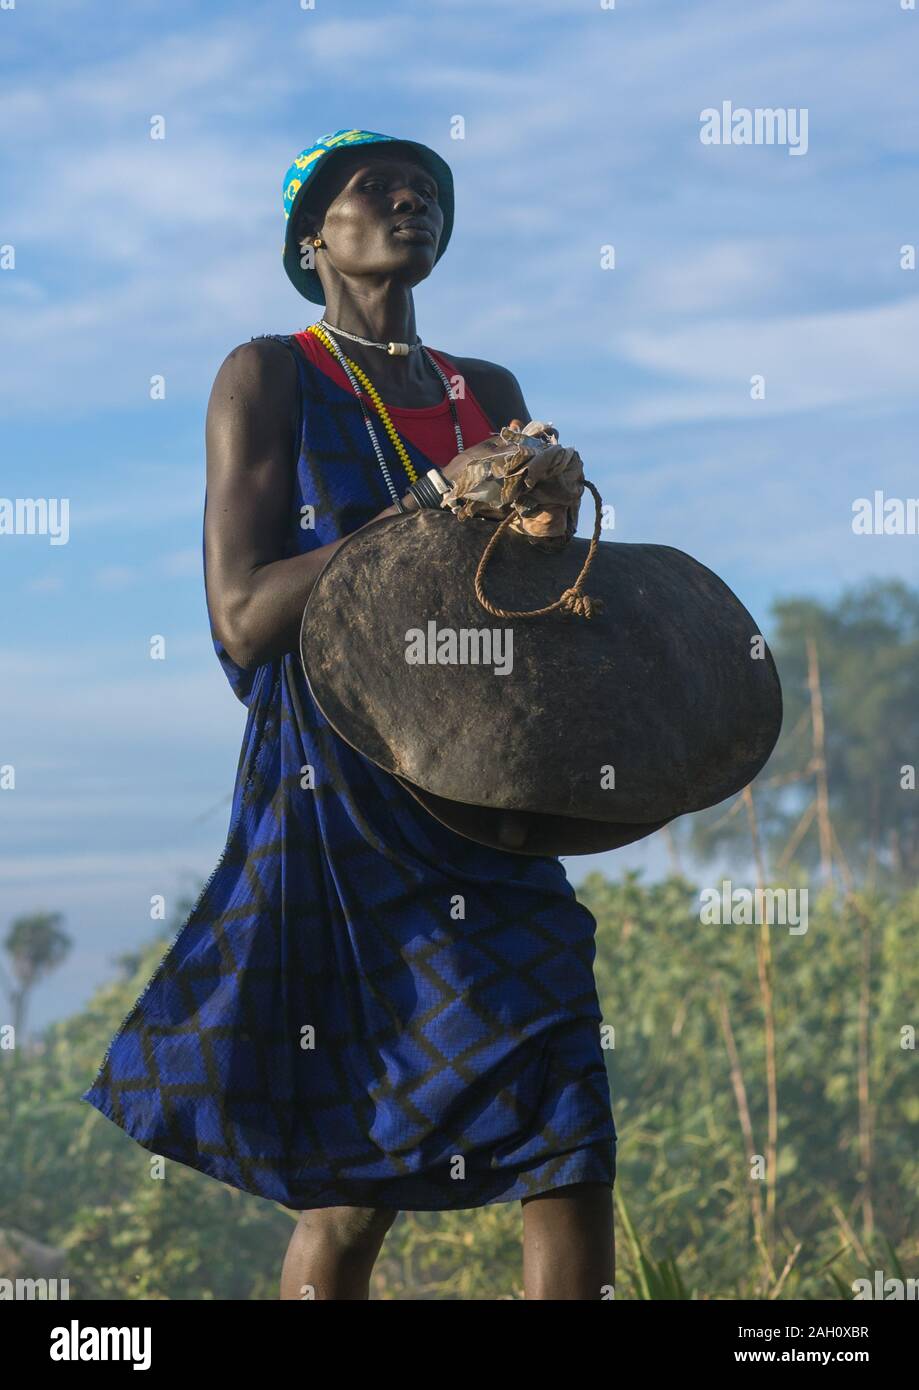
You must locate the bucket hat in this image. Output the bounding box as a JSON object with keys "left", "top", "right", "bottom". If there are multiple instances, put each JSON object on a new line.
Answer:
{"left": 282, "top": 128, "right": 455, "bottom": 304}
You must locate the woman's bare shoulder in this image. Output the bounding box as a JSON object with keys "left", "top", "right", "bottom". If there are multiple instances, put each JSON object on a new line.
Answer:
{"left": 209, "top": 336, "right": 298, "bottom": 403}
{"left": 205, "top": 337, "right": 300, "bottom": 480}
{"left": 206, "top": 337, "right": 300, "bottom": 447}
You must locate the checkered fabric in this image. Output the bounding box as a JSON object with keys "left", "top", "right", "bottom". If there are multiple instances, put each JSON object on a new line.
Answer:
{"left": 81, "top": 336, "right": 617, "bottom": 1210}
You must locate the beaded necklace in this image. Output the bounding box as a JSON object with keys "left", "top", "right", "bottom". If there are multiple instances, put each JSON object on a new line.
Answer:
{"left": 307, "top": 322, "right": 464, "bottom": 511}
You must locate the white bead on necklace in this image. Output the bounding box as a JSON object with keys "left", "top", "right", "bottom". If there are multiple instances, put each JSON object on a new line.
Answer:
{"left": 318, "top": 318, "right": 419, "bottom": 356}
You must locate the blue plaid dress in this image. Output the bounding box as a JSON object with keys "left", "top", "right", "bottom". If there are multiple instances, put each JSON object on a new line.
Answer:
{"left": 82, "top": 334, "right": 617, "bottom": 1210}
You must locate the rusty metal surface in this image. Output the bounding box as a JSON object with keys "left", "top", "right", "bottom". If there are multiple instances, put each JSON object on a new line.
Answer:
{"left": 300, "top": 509, "right": 783, "bottom": 855}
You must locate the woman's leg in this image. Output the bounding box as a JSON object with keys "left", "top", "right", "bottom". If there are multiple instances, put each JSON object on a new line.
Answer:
{"left": 521, "top": 1182, "right": 615, "bottom": 1299}
{"left": 280, "top": 1206, "right": 399, "bottom": 1300}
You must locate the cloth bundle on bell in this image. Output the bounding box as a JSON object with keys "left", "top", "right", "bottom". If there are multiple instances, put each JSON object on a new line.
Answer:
{"left": 300, "top": 424, "right": 783, "bottom": 856}
{"left": 444, "top": 420, "right": 586, "bottom": 546}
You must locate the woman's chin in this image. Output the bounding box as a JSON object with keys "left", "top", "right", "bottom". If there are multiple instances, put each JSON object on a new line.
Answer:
{"left": 386, "top": 241, "right": 438, "bottom": 273}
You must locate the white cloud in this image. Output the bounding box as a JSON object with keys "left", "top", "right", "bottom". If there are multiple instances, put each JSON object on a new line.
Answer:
{"left": 617, "top": 295, "right": 919, "bottom": 424}
{"left": 157, "top": 547, "right": 200, "bottom": 578}
{"left": 298, "top": 17, "right": 414, "bottom": 67}
{"left": 92, "top": 564, "right": 139, "bottom": 590}
{"left": 24, "top": 574, "right": 64, "bottom": 594}
{"left": 2, "top": 0, "right": 916, "bottom": 421}
{"left": 0, "top": 849, "right": 217, "bottom": 887}
{"left": 2, "top": 645, "right": 244, "bottom": 750}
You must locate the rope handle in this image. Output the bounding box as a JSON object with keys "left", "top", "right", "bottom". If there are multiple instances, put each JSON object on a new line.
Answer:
{"left": 473, "top": 479, "right": 605, "bottom": 619}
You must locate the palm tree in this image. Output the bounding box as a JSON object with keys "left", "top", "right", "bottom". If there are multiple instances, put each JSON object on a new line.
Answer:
{"left": 1, "top": 912, "right": 72, "bottom": 1044}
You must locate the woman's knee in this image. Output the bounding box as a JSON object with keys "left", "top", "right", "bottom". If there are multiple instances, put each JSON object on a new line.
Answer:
{"left": 297, "top": 1205, "right": 398, "bottom": 1260}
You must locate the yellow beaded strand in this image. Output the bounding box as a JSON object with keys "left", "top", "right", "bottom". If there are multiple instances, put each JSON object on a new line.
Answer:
{"left": 307, "top": 323, "right": 419, "bottom": 485}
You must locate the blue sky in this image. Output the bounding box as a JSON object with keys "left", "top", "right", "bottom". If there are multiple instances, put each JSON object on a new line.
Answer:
{"left": 1, "top": 0, "right": 917, "bottom": 1028}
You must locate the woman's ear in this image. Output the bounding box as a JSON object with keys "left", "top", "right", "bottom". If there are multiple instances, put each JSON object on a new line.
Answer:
{"left": 295, "top": 206, "right": 317, "bottom": 249}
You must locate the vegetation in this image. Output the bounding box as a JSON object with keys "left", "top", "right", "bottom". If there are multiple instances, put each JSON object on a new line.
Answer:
{"left": 2, "top": 579, "right": 916, "bottom": 1299}
{"left": 1, "top": 870, "right": 916, "bottom": 1299}
{"left": 1, "top": 912, "right": 71, "bottom": 1039}
{"left": 690, "top": 579, "right": 919, "bottom": 886}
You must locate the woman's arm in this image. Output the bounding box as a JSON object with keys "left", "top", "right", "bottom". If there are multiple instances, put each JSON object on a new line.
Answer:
{"left": 204, "top": 341, "right": 517, "bottom": 670}
{"left": 204, "top": 338, "right": 406, "bottom": 670}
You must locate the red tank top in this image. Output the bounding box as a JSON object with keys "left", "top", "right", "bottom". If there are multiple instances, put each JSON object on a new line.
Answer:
{"left": 293, "top": 330, "right": 495, "bottom": 465}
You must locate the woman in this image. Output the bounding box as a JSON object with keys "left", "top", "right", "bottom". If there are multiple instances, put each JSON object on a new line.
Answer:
{"left": 83, "top": 128, "right": 617, "bottom": 1300}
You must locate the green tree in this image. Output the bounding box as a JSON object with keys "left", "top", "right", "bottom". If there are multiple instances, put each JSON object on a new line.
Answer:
{"left": 1, "top": 912, "right": 71, "bottom": 1043}
{"left": 690, "top": 579, "right": 919, "bottom": 886}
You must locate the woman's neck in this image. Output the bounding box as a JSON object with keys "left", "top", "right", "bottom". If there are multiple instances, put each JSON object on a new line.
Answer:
{"left": 319, "top": 283, "right": 417, "bottom": 350}
{"left": 316, "top": 281, "right": 443, "bottom": 404}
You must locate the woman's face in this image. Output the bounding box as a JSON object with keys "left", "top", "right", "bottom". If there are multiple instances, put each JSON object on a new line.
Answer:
{"left": 303, "top": 147, "right": 445, "bottom": 295}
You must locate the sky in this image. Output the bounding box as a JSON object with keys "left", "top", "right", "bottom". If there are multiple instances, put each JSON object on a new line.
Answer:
{"left": 1, "top": 0, "right": 917, "bottom": 1029}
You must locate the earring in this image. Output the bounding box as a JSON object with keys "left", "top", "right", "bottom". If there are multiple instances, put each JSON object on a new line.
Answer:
{"left": 312, "top": 236, "right": 324, "bottom": 249}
